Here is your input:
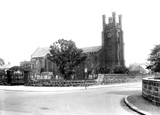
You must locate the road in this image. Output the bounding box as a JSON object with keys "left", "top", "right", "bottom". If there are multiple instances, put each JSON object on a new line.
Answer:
{"left": 0, "top": 83, "right": 142, "bottom": 115}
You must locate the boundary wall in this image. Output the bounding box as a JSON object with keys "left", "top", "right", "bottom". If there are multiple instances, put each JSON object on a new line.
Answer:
{"left": 142, "top": 77, "right": 160, "bottom": 106}
{"left": 97, "top": 74, "right": 147, "bottom": 85}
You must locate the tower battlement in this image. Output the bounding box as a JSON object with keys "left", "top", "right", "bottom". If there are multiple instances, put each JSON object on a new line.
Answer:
{"left": 103, "top": 12, "right": 122, "bottom": 30}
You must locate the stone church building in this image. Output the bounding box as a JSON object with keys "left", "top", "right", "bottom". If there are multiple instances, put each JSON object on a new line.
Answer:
{"left": 29, "top": 12, "right": 125, "bottom": 79}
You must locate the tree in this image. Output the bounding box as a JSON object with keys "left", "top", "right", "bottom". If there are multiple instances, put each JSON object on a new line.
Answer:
{"left": 85, "top": 54, "right": 100, "bottom": 74}
{"left": 147, "top": 44, "right": 160, "bottom": 72}
{"left": 0, "top": 69, "right": 5, "bottom": 76}
{"left": 9, "top": 66, "right": 24, "bottom": 71}
{"left": 47, "top": 39, "right": 87, "bottom": 80}
{"left": 0, "top": 58, "right": 5, "bottom": 66}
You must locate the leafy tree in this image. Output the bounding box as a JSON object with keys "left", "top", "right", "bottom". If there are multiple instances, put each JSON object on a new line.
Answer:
{"left": 0, "top": 58, "right": 5, "bottom": 66}
{"left": 9, "top": 66, "right": 31, "bottom": 72}
{"left": 147, "top": 44, "right": 160, "bottom": 72}
{"left": 85, "top": 54, "right": 100, "bottom": 74}
{"left": 47, "top": 39, "right": 87, "bottom": 80}
{"left": 9, "top": 66, "right": 23, "bottom": 71}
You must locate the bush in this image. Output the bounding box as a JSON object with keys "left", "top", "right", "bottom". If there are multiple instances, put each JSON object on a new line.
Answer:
{"left": 113, "top": 66, "right": 129, "bottom": 74}
{"left": 98, "top": 66, "right": 129, "bottom": 74}
{"left": 98, "top": 66, "right": 112, "bottom": 74}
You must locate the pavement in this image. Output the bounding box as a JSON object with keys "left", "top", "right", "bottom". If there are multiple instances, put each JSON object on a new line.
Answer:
{"left": 0, "top": 83, "right": 159, "bottom": 115}
{"left": 0, "top": 83, "right": 141, "bottom": 92}
{"left": 125, "top": 93, "right": 160, "bottom": 115}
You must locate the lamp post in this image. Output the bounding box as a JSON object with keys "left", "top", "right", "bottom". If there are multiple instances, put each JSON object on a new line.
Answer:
{"left": 84, "top": 67, "right": 87, "bottom": 89}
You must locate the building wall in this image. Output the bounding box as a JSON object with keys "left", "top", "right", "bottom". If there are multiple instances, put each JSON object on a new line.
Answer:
{"left": 31, "top": 57, "right": 57, "bottom": 74}
{"left": 20, "top": 61, "right": 31, "bottom": 68}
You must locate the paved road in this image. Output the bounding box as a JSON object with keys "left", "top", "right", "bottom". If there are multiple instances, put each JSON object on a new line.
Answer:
{"left": 0, "top": 83, "right": 142, "bottom": 115}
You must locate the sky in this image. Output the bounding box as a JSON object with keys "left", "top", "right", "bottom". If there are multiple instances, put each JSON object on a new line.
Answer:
{"left": 0, "top": 0, "right": 160, "bottom": 67}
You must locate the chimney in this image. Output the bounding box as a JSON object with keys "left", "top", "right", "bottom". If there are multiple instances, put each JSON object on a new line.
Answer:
{"left": 119, "top": 14, "right": 122, "bottom": 29}
{"left": 112, "top": 12, "right": 116, "bottom": 27}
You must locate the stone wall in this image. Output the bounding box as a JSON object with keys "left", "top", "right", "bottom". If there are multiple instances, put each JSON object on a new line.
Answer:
{"left": 96, "top": 74, "right": 147, "bottom": 85}
{"left": 142, "top": 77, "right": 160, "bottom": 106}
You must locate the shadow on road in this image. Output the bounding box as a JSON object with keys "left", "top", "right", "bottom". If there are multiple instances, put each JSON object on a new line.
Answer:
{"left": 107, "top": 90, "right": 141, "bottom": 96}
{"left": 120, "top": 98, "right": 140, "bottom": 115}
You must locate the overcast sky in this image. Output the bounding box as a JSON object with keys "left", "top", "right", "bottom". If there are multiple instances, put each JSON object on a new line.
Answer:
{"left": 0, "top": 0, "right": 159, "bottom": 66}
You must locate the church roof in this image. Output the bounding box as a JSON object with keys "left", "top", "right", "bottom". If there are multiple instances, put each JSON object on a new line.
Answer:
{"left": 81, "top": 46, "right": 102, "bottom": 53}
{"left": 31, "top": 46, "right": 102, "bottom": 58}
{"left": 31, "top": 47, "right": 50, "bottom": 58}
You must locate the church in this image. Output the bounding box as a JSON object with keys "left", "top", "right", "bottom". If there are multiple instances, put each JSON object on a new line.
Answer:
{"left": 29, "top": 12, "right": 125, "bottom": 79}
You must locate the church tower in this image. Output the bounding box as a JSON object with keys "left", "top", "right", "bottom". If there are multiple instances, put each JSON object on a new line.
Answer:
{"left": 101, "top": 12, "right": 125, "bottom": 67}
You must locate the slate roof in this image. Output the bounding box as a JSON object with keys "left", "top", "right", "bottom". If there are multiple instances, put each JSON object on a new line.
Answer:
{"left": 31, "top": 46, "right": 102, "bottom": 58}
{"left": 31, "top": 47, "right": 50, "bottom": 58}
{"left": 128, "top": 63, "right": 148, "bottom": 74}
{"left": 129, "top": 63, "right": 141, "bottom": 71}
{"left": 81, "top": 46, "right": 102, "bottom": 53}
